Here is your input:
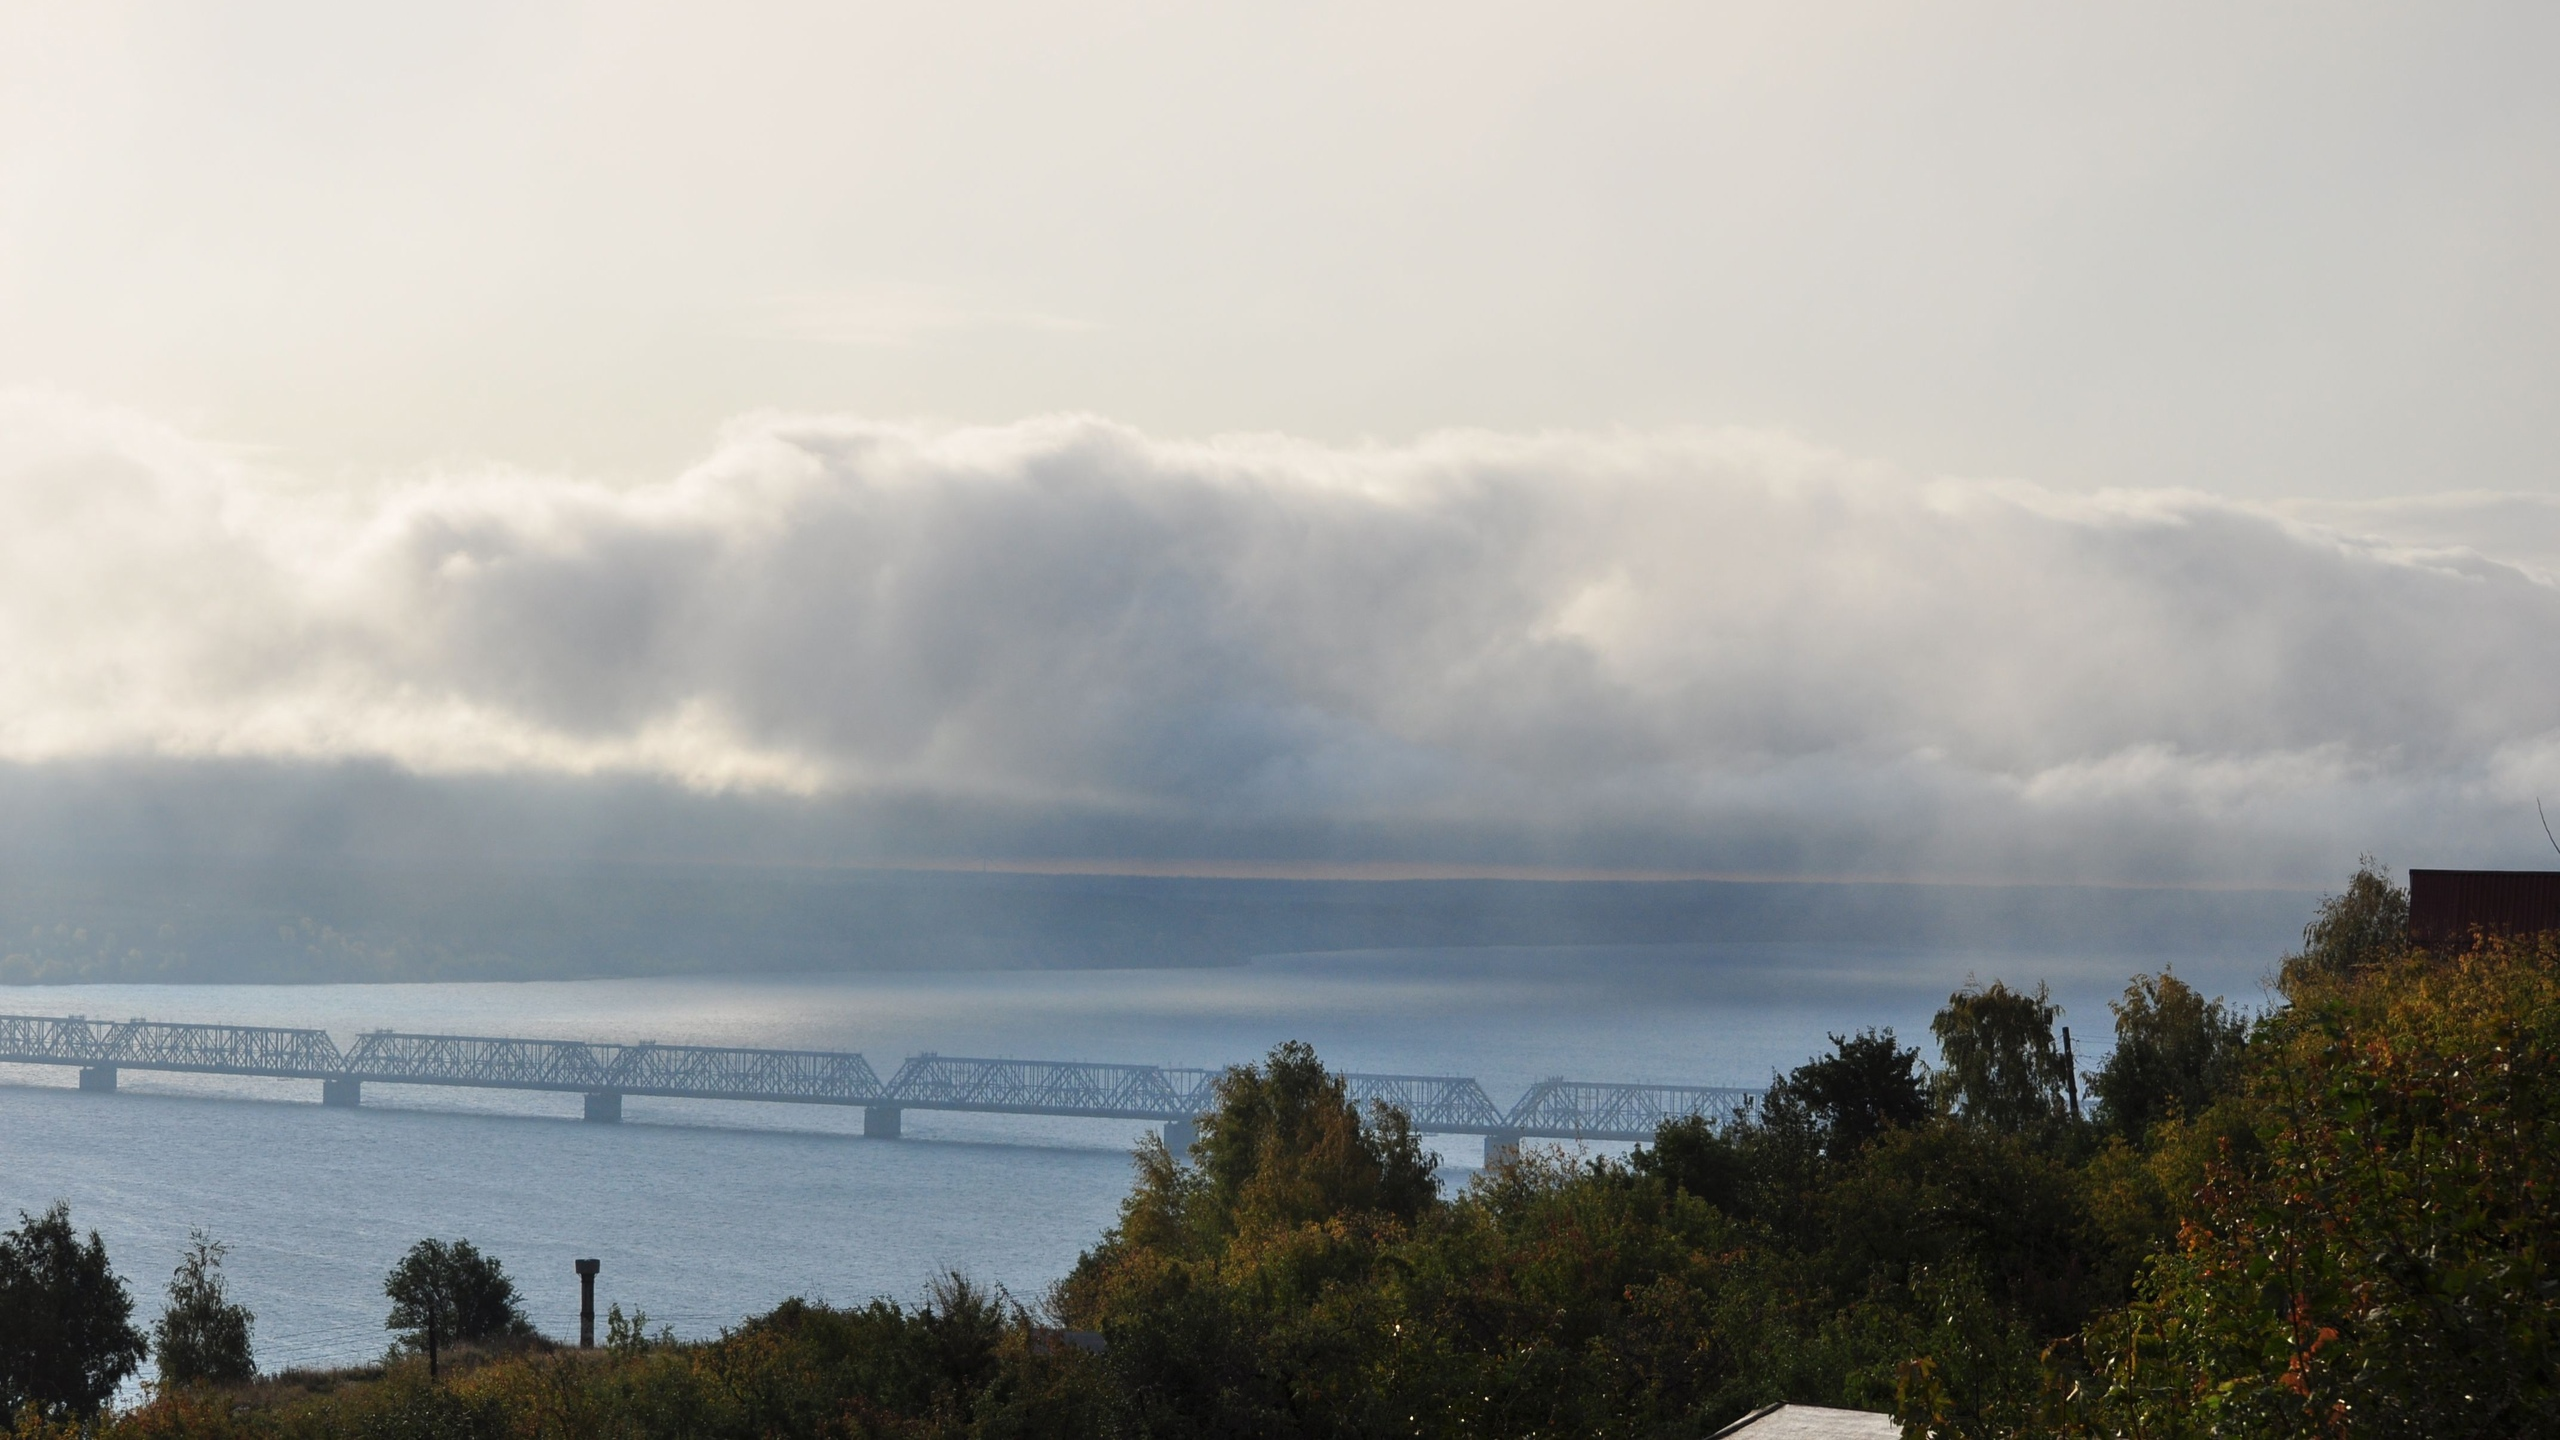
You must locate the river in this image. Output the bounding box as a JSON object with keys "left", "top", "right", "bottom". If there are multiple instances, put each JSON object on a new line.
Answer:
{"left": 0, "top": 941, "right": 2274, "bottom": 1375}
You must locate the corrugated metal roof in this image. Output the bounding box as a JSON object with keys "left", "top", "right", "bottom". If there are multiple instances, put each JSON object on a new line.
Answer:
{"left": 1707, "top": 1403, "right": 1900, "bottom": 1439}
{"left": 2409, "top": 869, "right": 2560, "bottom": 948}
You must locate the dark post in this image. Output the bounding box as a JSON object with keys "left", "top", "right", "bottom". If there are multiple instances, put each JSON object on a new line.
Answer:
{"left": 576, "top": 1258, "right": 600, "bottom": 1348}
{"left": 426, "top": 1309, "right": 440, "bottom": 1380}
{"left": 2060, "top": 1026, "right": 2082, "bottom": 1122}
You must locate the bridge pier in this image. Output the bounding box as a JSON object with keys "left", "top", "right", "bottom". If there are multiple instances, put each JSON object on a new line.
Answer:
{"left": 575, "top": 1259, "right": 600, "bottom": 1348}
{"left": 322, "top": 1078, "right": 362, "bottom": 1107}
{"left": 864, "top": 1105, "right": 902, "bottom": 1139}
{"left": 77, "top": 1064, "right": 116, "bottom": 1093}
{"left": 583, "top": 1091, "right": 623, "bottom": 1124}
{"left": 1162, "top": 1117, "right": 1198, "bottom": 1156}
{"left": 1482, "top": 1130, "right": 1521, "bottom": 1168}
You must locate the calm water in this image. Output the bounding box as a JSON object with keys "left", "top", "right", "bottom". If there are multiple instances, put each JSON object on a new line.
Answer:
{"left": 0, "top": 942, "right": 2273, "bottom": 1374}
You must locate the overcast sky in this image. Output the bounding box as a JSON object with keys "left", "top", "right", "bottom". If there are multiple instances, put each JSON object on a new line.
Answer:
{"left": 2, "top": 3, "right": 2556, "bottom": 884}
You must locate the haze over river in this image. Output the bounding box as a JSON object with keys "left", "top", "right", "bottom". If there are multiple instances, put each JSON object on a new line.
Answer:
{"left": 0, "top": 942, "right": 2273, "bottom": 1373}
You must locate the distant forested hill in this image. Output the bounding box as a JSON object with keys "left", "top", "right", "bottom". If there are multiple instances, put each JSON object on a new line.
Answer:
{"left": 0, "top": 858, "right": 2314, "bottom": 985}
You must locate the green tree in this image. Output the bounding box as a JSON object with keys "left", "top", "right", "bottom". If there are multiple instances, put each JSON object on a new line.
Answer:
{"left": 1772, "top": 1027, "right": 1932, "bottom": 1158}
{"left": 1189, "top": 1038, "right": 1439, "bottom": 1236}
{"left": 153, "top": 1230, "right": 255, "bottom": 1387}
{"left": 384, "top": 1238, "right": 530, "bottom": 1377}
{"left": 2281, "top": 853, "right": 2408, "bottom": 991}
{"left": 1931, "top": 980, "right": 2071, "bottom": 1133}
{"left": 0, "top": 1201, "right": 148, "bottom": 1419}
{"left": 1630, "top": 1111, "right": 1756, "bottom": 1215}
{"left": 2055, "top": 938, "right": 2560, "bottom": 1436}
{"left": 2088, "top": 971, "right": 2247, "bottom": 1140}
{"left": 1057, "top": 1042, "right": 1444, "bottom": 1437}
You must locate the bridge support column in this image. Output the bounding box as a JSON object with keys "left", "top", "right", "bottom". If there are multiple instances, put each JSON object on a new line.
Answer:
{"left": 575, "top": 1259, "right": 600, "bottom": 1348}
{"left": 1162, "top": 1117, "right": 1197, "bottom": 1156}
{"left": 583, "top": 1091, "right": 623, "bottom": 1124}
{"left": 77, "top": 1065, "right": 116, "bottom": 1093}
{"left": 322, "top": 1078, "right": 362, "bottom": 1108}
{"left": 863, "top": 1105, "right": 902, "bottom": 1139}
{"left": 1482, "top": 1130, "right": 1521, "bottom": 1168}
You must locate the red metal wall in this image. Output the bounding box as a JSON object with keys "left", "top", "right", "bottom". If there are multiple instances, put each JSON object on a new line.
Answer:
{"left": 2408, "top": 869, "right": 2560, "bottom": 947}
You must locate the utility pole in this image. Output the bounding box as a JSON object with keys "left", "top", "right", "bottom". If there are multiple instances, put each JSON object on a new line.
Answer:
{"left": 2060, "top": 1026, "right": 2082, "bottom": 1123}
{"left": 576, "top": 1258, "right": 601, "bottom": 1349}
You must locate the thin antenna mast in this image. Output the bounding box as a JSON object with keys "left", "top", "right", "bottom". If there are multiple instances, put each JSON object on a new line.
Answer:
{"left": 2540, "top": 798, "right": 2560, "bottom": 861}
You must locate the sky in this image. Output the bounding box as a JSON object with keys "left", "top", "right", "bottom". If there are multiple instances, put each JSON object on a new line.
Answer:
{"left": 1, "top": 2, "right": 2557, "bottom": 886}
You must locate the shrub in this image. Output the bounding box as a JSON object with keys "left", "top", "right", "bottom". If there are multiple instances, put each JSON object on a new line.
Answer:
{"left": 155, "top": 1232, "right": 255, "bottom": 1388}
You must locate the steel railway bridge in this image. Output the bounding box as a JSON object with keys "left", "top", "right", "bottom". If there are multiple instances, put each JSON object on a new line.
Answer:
{"left": 0, "top": 1012, "right": 1755, "bottom": 1164}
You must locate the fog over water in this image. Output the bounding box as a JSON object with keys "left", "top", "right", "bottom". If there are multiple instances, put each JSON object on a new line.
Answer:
{"left": 0, "top": 939, "right": 2280, "bottom": 1374}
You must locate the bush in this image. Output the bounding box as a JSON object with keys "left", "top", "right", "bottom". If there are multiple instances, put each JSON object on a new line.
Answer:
{"left": 155, "top": 1232, "right": 255, "bottom": 1387}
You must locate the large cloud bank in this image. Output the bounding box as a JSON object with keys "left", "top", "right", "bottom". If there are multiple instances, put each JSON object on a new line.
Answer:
{"left": 4, "top": 392, "right": 2557, "bottom": 882}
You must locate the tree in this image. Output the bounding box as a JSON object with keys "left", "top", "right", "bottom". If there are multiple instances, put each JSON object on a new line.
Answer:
{"left": 1931, "top": 980, "right": 2071, "bottom": 1133}
{"left": 1056, "top": 1042, "right": 1443, "bottom": 1437}
{"left": 2056, "top": 938, "right": 2560, "bottom": 1435}
{"left": 0, "top": 1201, "right": 148, "bottom": 1419}
{"left": 1189, "top": 1039, "right": 1439, "bottom": 1235}
{"left": 2088, "top": 971, "right": 2246, "bottom": 1140}
{"left": 154, "top": 1230, "right": 254, "bottom": 1387}
{"left": 2281, "top": 854, "right": 2407, "bottom": 991}
{"left": 1771, "top": 1027, "right": 1932, "bottom": 1157}
{"left": 1631, "top": 1112, "right": 1753, "bottom": 1214}
{"left": 384, "top": 1239, "right": 530, "bottom": 1376}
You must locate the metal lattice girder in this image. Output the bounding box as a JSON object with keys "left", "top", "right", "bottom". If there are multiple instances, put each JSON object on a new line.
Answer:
{"left": 105, "top": 1018, "right": 346, "bottom": 1075}
{"left": 0, "top": 1010, "right": 1762, "bottom": 1141}
{"left": 886, "top": 1055, "right": 1191, "bottom": 1118}
{"left": 1504, "top": 1080, "right": 1759, "bottom": 1140}
{"left": 1163, "top": 1068, "right": 1221, "bottom": 1115}
{"left": 604, "top": 1042, "right": 885, "bottom": 1103}
{"left": 0, "top": 1013, "right": 115, "bottom": 1062}
{"left": 0, "top": 1013, "right": 344, "bottom": 1076}
{"left": 1342, "top": 1073, "right": 1508, "bottom": 1131}
{"left": 342, "top": 1031, "right": 620, "bottom": 1091}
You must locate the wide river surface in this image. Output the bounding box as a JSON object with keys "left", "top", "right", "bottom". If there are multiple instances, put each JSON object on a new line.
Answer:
{"left": 0, "top": 942, "right": 2273, "bottom": 1375}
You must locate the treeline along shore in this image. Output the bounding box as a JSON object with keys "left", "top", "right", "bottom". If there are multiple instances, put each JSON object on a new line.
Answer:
{"left": 5, "top": 862, "right": 2552, "bottom": 1437}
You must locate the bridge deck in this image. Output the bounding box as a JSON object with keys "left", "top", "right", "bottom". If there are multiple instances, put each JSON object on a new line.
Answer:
{"left": 0, "top": 1013, "right": 1756, "bottom": 1141}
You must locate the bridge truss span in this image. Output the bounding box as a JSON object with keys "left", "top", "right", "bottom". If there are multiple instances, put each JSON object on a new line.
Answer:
{"left": 0, "top": 1011, "right": 1761, "bottom": 1158}
{"left": 609, "top": 1042, "right": 884, "bottom": 1104}
{"left": 0, "top": 1013, "right": 346, "bottom": 1078}
{"left": 1343, "top": 1073, "right": 1508, "bottom": 1132}
{"left": 343, "top": 1031, "right": 621, "bottom": 1092}
{"left": 1504, "top": 1080, "right": 1760, "bottom": 1141}
{"left": 887, "top": 1055, "right": 1190, "bottom": 1119}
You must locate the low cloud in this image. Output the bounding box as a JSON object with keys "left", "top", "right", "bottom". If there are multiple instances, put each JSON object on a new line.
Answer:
{"left": 3, "top": 391, "right": 2555, "bottom": 883}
